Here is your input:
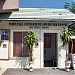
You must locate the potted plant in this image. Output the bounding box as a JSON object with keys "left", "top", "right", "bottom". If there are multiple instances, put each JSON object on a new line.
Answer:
{"left": 23, "top": 31, "right": 37, "bottom": 71}
{"left": 60, "top": 27, "right": 75, "bottom": 71}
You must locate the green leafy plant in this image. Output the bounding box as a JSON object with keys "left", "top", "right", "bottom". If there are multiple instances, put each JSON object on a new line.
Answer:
{"left": 60, "top": 27, "right": 74, "bottom": 46}
{"left": 64, "top": 2, "right": 75, "bottom": 13}
{"left": 24, "top": 31, "right": 37, "bottom": 61}
{"left": 60, "top": 27, "right": 75, "bottom": 58}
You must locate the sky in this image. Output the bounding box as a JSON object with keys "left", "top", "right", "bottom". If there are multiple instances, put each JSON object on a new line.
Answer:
{"left": 19, "top": 0, "right": 75, "bottom": 8}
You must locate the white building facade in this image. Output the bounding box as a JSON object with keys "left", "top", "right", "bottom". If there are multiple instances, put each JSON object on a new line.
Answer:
{"left": 0, "top": 8, "right": 75, "bottom": 69}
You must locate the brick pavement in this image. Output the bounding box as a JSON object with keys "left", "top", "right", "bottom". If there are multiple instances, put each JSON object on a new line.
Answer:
{"left": 3, "top": 68, "right": 75, "bottom": 75}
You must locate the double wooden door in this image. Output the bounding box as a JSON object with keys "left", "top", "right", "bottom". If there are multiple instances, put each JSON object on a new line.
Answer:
{"left": 13, "top": 32, "right": 29, "bottom": 57}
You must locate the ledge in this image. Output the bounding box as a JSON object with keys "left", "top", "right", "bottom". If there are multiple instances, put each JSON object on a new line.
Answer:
{"left": 0, "top": 68, "right": 7, "bottom": 75}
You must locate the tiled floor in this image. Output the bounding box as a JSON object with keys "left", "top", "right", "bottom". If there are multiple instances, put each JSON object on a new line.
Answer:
{"left": 3, "top": 68, "right": 74, "bottom": 75}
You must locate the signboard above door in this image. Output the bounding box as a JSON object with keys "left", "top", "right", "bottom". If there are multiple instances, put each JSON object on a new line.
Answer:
{"left": 0, "top": 0, "right": 19, "bottom": 12}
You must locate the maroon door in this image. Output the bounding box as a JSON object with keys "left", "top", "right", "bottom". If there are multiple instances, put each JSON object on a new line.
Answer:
{"left": 13, "top": 32, "right": 29, "bottom": 57}
{"left": 73, "top": 40, "right": 75, "bottom": 53}
{"left": 13, "top": 32, "right": 22, "bottom": 57}
{"left": 44, "top": 33, "right": 57, "bottom": 67}
{"left": 69, "top": 39, "right": 75, "bottom": 53}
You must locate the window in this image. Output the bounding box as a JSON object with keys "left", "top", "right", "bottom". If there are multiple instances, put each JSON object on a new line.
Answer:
{"left": 1, "top": 30, "right": 9, "bottom": 40}
{"left": 0, "top": 30, "right": 9, "bottom": 40}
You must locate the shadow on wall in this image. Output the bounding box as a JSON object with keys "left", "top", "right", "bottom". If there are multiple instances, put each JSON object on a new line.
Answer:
{"left": 58, "top": 41, "right": 67, "bottom": 58}
{"left": 0, "top": 0, "right": 6, "bottom": 11}
{"left": 15, "top": 57, "right": 29, "bottom": 69}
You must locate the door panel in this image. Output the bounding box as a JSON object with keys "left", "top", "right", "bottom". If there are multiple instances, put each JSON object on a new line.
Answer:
{"left": 13, "top": 44, "right": 22, "bottom": 57}
{"left": 13, "top": 32, "right": 22, "bottom": 57}
{"left": 22, "top": 32, "right": 29, "bottom": 57}
{"left": 44, "top": 33, "right": 51, "bottom": 48}
{"left": 44, "top": 33, "right": 57, "bottom": 67}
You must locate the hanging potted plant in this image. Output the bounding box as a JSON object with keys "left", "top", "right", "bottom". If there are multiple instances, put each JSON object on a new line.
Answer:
{"left": 60, "top": 27, "right": 75, "bottom": 71}
{"left": 23, "top": 31, "right": 37, "bottom": 71}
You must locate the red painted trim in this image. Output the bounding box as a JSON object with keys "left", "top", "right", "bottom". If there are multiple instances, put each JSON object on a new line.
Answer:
{"left": 0, "top": 58, "right": 9, "bottom": 60}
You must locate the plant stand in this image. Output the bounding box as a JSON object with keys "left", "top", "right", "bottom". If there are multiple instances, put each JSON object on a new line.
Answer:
{"left": 65, "top": 60, "right": 71, "bottom": 72}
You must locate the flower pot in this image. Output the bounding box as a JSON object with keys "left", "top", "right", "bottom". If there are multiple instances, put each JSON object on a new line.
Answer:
{"left": 65, "top": 60, "right": 71, "bottom": 72}
{"left": 29, "top": 61, "right": 34, "bottom": 72}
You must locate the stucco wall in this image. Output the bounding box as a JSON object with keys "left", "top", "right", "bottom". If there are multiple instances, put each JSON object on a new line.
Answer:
{"left": 0, "top": 21, "right": 67, "bottom": 68}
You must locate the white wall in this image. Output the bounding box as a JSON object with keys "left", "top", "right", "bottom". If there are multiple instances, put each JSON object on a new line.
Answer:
{"left": 0, "top": 21, "right": 67, "bottom": 68}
